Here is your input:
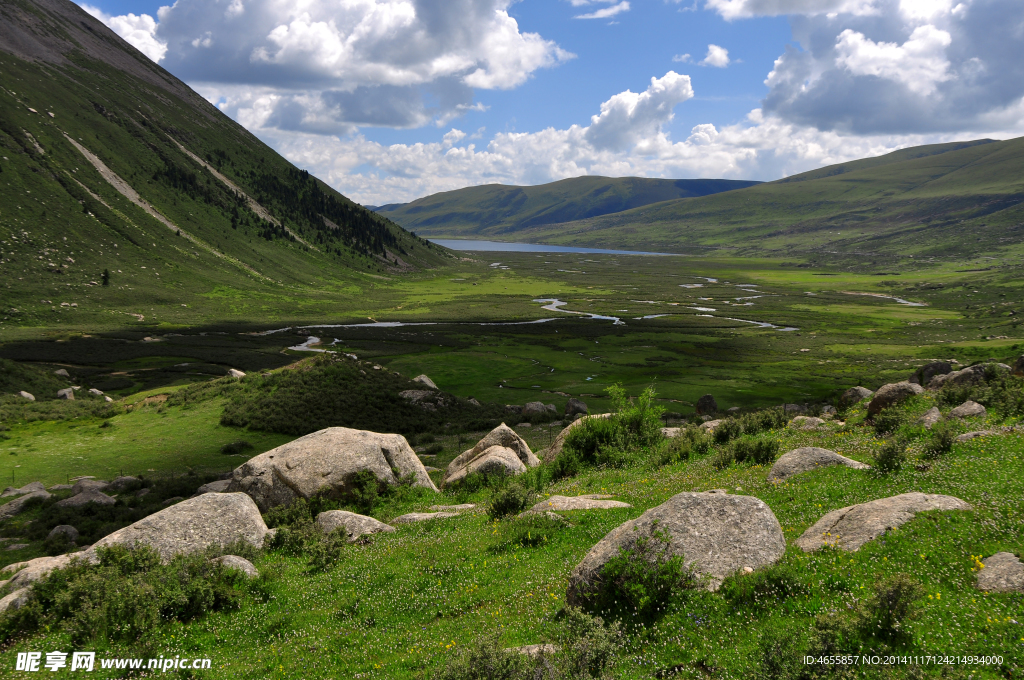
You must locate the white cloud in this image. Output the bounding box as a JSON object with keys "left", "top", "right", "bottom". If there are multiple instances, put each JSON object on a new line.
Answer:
{"left": 705, "top": 0, "right": 883, "bottom": 21}
{"left": 574, "top": 1, "right": 631, "bottom": 20}
{"left": 584, "top": 71, "right": 694, "bottom": 151}
{"left": 672, "top": 53, "right": 692, "bottom": 62}
{"left": 700, "top": 44, "right": 731, "bottom": 67}
{"left": 80, "top": 4, "right": 167, "bottom": 62}
{"left": 835, "top": 25, "right": 952, "bottom": 96}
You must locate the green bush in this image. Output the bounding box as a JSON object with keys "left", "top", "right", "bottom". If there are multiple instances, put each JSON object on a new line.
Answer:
{"left": 658, "top": 427, "right": 713, "bottom": 465}
{"left": 488, "top": 513, "right": 563, "bottom": 553}
{"left": 858, "top": 573, "right": 925, "bottom": 645}
{"left": 220, "top": 440, "right": 254, "bottom": 455}
{"left": 871, "top": 407, "right": 908, "bottom": 436}
{"left": 874, "top": 437, "right": 907, "bottom": 474}
{"left": 558, "top": 607, "right": 621, "bottom": 680}
{"left": 487, "top": 482, "right": 533, "bottom": 520}
{"left": 739, "top": 408, "right": 787, "bottom": 435}
{"left": 340, "top": 470, "right": 383, "bottom": 514}
{"left": 731, "top": 437, "right": 780, "bottom": 466}
{"left": 607, "top": 383, "right": 664, "bottom": 449}
{"left": 562, "top": 416, "right": 620, "bottom": 464}
{"left": 713, "top": 417, "right": 742, "bottom": 444}
{"left": 578, "top": 523, "right": 692, "bottom": 623}
{"left": 938, "top": 373, "right": 1024, "bottom": 417}
{"left": 921, "top": 421, "right": 958, "bottom": 460}
{"left": 721, "top": 563, "right": 808, "bottom": 609}
{"left": 307, "top": 528, "right": 349, "bottom": 573}
{"left": 430, "top": 634, "right": 542, "bottom": 680}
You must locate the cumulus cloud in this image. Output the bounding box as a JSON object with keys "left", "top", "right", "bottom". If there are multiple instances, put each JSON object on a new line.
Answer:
{"left": 574, "top": 1, "right": 631, "bottom": 20}
{"left": 584, "top": 72, "right": 694, "bottom": 151}
{"left": 705, "top": 0, "right": 883, "bottom": 20}
{"left": 700, "top": 44, "right": 731, "bottom": 67}
{"left": 672, "top": 53, "right": 692, "bottom": 62}
{"left": 834, "top": 25, "right": 952, "bottom": 96}
{"left": 80, "top": 5, "right": 167, "bottom": 62}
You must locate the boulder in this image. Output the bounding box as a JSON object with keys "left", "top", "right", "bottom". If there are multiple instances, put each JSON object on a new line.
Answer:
{"left": 0, "top": 587, "right": 31, "bottom": 615}
{"left": 1, "top": 481, "right": 46, "bottom": 498}
{"left": 567, "top": 491, "right": 785, "bottom": 598}
{"left": 316, "top": 510, "right": 396, "bottom": 541}
{"left": 392, "top": 512, "right": 460, "bottom": 523}
{"left": 796, "top": 492, "right": 972, "bottom": 552}
{"left": 227, "top": 368, "right": 246, "bottom": 378}
{"left": 839, "top": 386, "right": 873, "bottom": 408}
{"left": 1, "top": 554, "right": 83, "bottom": 590}
{"left": 228, "top": 427, "right": 437, "bottom": 510}
{"left": 909, "top": 361, "right": 952, "bottom": 385}
{"left": 135, "top": 488, "right": 151, "bottom": 497}
{"left": 18, "top": 391, "right": 34, "bottom": 401}
{"left": 88, "top": 388, "right": 104, "bottom": 396}
{"left": 698, "top": 419, "right": 723, "bottom": 432}
{"left": 695, "top": 394, "right": 718, "bottom": 415}
{"left": 56, "top": 489, "right": 116, "bottom": 507}
{"left": 196, "top": 479, "right": 231, "bottom": 495}
{"left": 57, "top": 387, "right": 74, "bottom": 400}
{"left": 106, "top": 476, "right": 140, "bottom": 493}
{"left": 789, "top": 416, "right": 825, "bottom": 430}
{"left": 505, "top": 404, "right": 523, "bottom": 415}
{"left": 949, "top": 400, "right": 986, "bottom": 419}
{"left": 976, "top": 552, "right": 1024, "bottom": 593}
{"left": 429, "top": 504, "right": 478, "bottom": 512}
{"left": 783, "top": 404, "right": 808, "bottom": 415}
{"left": 917, "top": 407, "right": 941, "bottom": 429}
{"left": 444, "top": 424, "right": 538, "bottom": 486}
{"left": 161, "top": 496, "right": 185, "bottom": 506}
{"left": 85, "top": 492, "right": 270, "bottom": 562}
{"left": 399, "top": 389, "right": 434, "bottom": 403}
{"left": 867, "top": 382, "right": 923, "bottom": 416}
{"left": 565, "top": 398, "right": 589, "bottom": 418}
{"left": 522, "top": 401, "right": 548, "bottom": 418}
{"left": 820, "top": 405, "right": 837, "bottom": 416}
{"left": 768, "top": 447, "right": 870, "bottom": 482}
{"left": 528, "top": 496, "right": 631, "bottom": 512}
{"left": 47, "top": 525, "right": 79, "bottom": 543}
{"left": 212, "top": 555, "right": 258, "bottom": 578}
{"left": 468, "top": 398, "right": 481, "bottom": 407}
{"left": 71, "top": 478, "right": 109, "bottom": 495}
{"left": 0, "top": 490, "right": 52, "bottom": 520}
{"left": 1014, "top": 355, "right": 1024, "bottom": 377}
{"left": 412, "top": 374, "right": 438, "bottom": 389}
{"left": 661, "top": 427, "right": 681, "bottom": 438}
{"left": 956, "top": 430, "right": 1000, "bottom": 443}
{"left": 929, "top": 363, "right": 1010, "bottom": 389}
{"left": 54, "top": 368, "right": 70, "bottom": 378}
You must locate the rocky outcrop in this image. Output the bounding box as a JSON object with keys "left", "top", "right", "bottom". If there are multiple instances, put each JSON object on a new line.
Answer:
{"left": 949, "top": 400, "right": 986, "bottom": 419}
{"left": 796, "top": 493, "right": 972, "bottom": 552}
{"left": 1, "top": 481, "right": 46, "bottom": 498}
{"left": 85, "top": 492, "right": 271, "bottom": 562}
{"left": 412, "top": 374, "right": 437, "bottom": 389}
{"left": 768, "top": 447, "right": 869, "bottom": 482}
{"left": 867, "top": 382, "right": 924, "bottom": 416}
{"left": 565, "top": 398, "right": 588, "bottom": 418}
{"left": 212, "top": 555, "right": 258, "bottom": 578}
{"left": 228, "top": 427, "right": 437, "bottom": 510}
{"left": 528, "top": 495, "right": 631, "bottom": 512}
{"left": 56, "top": 489, "right": 116, "bottom": 507}
{"left": 444, "top": 424, "right": 538, "bottom": 486}
{"left": 71, "top": 478, "right": 109, "bottom": 495}
{"left": 1, "top": 554, "right": 83, "bottom": 590}
{"left": 909, "top": 361, "right": 952, "bottom": 385}
{"left": 917, "top": 407, "right": 941, "bottom": 429}
{"left": 0, "top": 490, "right": 51, "bottom": 520}
{"left": 840, "top": 386, "right": 873, "bottom": 407}
{"left": 929, "top": 363, "right": 1010, "bottom": 389}
{"left": 976, "top": 552, "right": 1024, "bottom": 593}
{"left": 0, "top": 587, "right": 31, "bottom": 615}
{"left": 316, "top": 510, "right": 396, "bottom": 541}
{"left": 695, "top": 394, "right": 718, "bottom": 415}
{"left": 567, "top": 491, "right": 785, "bottom": 598}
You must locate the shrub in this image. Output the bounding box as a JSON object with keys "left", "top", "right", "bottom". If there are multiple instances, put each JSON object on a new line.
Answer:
{"left": 754, "top": 627, "right": 805, "bottom": 680}
{"left": 874, "top": 437, "right": 907, "bottom": 474}
{"left": 580, "top": 523, "right": 693, "bottom": 623}
{"left": 858, "top": 573, "right": 925, "bottom": 644}
{"left": 431, "top": 634, "right": 540, "bottom": 680}
{"left": 713, "top": 418, "right": 742, "bottom": 444}
{"left": 658, "top": 427, "right": 713, "bottom": 466}
{"left": 420, "top": 443, "right": 444, "bottom": 455}
{"left": 307, "top": 528, "right": 349, "bottom": 573}
{"left": 562, "top": 416, "right": 620, "bottom": 464}
{"left": 550, "top": 448, "right": 582, "bottom": 481}
{"left": 921, "top": 422, "right": 957, "bottom": 460}
{"left": 220, "top": 440, "right": 254, "bottom": 455}
{"left": 739, "top": 408, "right": 787, "bottom": 435}
{"left": 711, "top": 447, "right": 736, "bottom": 470}
{"left": 487, "top": 482, "right": 533, "bottom": 520}
{"left": 559, "top": 607, "right": 621, "bottom": 680}
{"left": 488, "top": 513, "right": 563, "bottom": 553}
{"left": 340, "top": 470, "right": 383, "bottom": 514}
{"left": 872, "top": 407, "right": 907, "bottom": 436}
{"left": 721, "top": 563, "right": 808, "bottom": 609}
{"left": 607, "top": 383, "right": 664, "bottom": 449}
{"left": 730, "top": 437, "right": 780, "bottom": 466}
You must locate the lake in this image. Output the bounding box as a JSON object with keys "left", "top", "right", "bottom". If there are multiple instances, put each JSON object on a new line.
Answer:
{"left": 428, "top": 238, "right": 677, "bottom": 256}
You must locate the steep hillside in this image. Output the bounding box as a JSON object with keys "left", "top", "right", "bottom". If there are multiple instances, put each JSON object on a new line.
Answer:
{"left": 373, "top": 176, "right": 759, "bottom": 237}
{"left": 0, "top": 0, "right": 448, "bottom": 331}
{"left": 501, "top": 137, "right": 1024, "bottom": 262}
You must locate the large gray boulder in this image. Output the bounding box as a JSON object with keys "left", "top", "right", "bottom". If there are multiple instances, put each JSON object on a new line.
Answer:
{"left": 0, "top": 490, "right": 51, "bottom": 520}
{"left": 768, "top": 447, "right": 870, "bottom": 482}
{"left": 47, "top": 525, "right": 79, "bottom": 543}
{"left": 949, "top": 400, "right": 986, "bottom": 419}
{"left": 929, "top": 363, "right": 1010, "bottom": 389}
{"left": 695, "top": 394, "right": 718, "bottom": 416}
{"left": 85, "top": 492, "right": 270, "bottom": 562}
{"left": 528, "top": 495, "right": 631, "bottom": 512}
{"left": 316, "top": 510, "right": 396, "bottom": 541}
{"left": 57, "top": 489, "right": 116, "bottom": 507}
{"left": 567, "top": 491, "right": 785, "bottom": 598}
{"left": 444, "top": 424, "right": 538, "bottom": 486}
{"left": 917, "top": 407, "right": 941, "bottom": 429}
{"left": 1, "top": 481, "right": 46, "bottom": 498}
{"left": 839, "top": 386, "right": 873, "bottom": 408}
{"left": 867, "top": 382, "right": 923, "bottom": 416}
{"left": 412, "top": 374, "right": 438, "bottom": 389}
{"left": 522, "top": 401, "right": 548, "bottom": 418}
{"left": 565, "top": 398, "right": 589, "bottom": 418}
{"left": 909, "top": 361, "right": 952, "bottom": 385}
{"left": 976, "top": 552, "right": 1024, "bottom": 593}
{"left": 796, "top": 492, "right": 972, "bottom": 552}
{"left": 228, "top": 427, "right": 437, "bottom": 510}
{"left": 71, "top": 478, "right": 109, "bottom": 495}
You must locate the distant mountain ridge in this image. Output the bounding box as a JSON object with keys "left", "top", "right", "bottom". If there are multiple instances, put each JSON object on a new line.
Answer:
{"left": 373, "top": 176, "right": 761, "bottom": 237}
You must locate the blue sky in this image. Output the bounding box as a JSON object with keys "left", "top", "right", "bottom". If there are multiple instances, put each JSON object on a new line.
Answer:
{"left": 81, "top": 1, "right": 1024, "bottom": 205}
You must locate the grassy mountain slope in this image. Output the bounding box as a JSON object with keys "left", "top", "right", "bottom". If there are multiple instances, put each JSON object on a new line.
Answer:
{"left": 504, "top": 137, "right": 1024, "bottom": 261}
{"left": 0, "top": 0, "right": 448, "bottom": 332}
{"left": 373, "top": 176, "right": 760, "bottom": 238}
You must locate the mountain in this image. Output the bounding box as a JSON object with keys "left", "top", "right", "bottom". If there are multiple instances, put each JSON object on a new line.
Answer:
{"left": 372, "top": 176, "right": 760, "bottom": 238}
{"left": 488, "top": 137, "right": 1024, "bottom": 260}
{"left": 0, "top": 0, "right": 447, "bottom": 329}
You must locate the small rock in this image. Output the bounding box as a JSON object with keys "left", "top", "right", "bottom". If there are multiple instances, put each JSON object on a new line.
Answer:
{"left": 976, "top": 552, "right": 1024, "bottom": 593}
{"left": 48, "top": 484, "right": 73, "bottom": 491}
{"left": 789, "top": 416, "right": 825, "bottom": 430}
{"left": 57, "top": 387, "right": 75, "bottom": 400}
{"left": 698, "top": 419, "right": 723, "bottom": 432}
{"left": 0, "top": 587, "right": 31, "bottom": 615}
{"left": 54, "top": 368, "right": 70, "bottom": 378}
{"left": 917, "top": 407, "right": 941, "bottom": 429}
{"left": 508, "top": 644, "right": 559, "bottom": 658}
{"left": 88, "top": 388, "right": 104, "bottom": 396}
{"left": 316, "top": 510, "right": 397, "bottom": 541}
{"left": 227, "top": 369, "right": 246, "bottom": 378}
{"left": 839, "top": 387, "right": 872, "bottom": 409}
{"left": 956, "top": 430, "right": 1000, "bottom": 443}
{"left": 56, "top": 489, "right": 116, "bottom": 507}
{"left": 106, "top": 476, "right": 140, "bottom": 493}
{"left": 196, "top": 479, "right": 231, "bottom": 494}
{"left": 47, "top": 525, "right": 79, "bottom": 543}
{"left": 821, "top": 405, "right": 837, "bottom": 416}
{"left": 949, "top": 400, "right": 986, "bottom": 419}
{"left": 444, "top": 424, "right": 538, "bottom": 487}
{"left": 5, "top": 543, "right": 30, "bottom": 551}
{"left": 18, "top": 391, "right": 34, "bottom": 401}
{"left": 867, "top": 382, "right": 923, "bottom": 416}
{"left": 211, "top": 555, "right": 259, "bottom": 578}
{"left": 391, "top": 512, "right": 460, "bottom": 523}
{"left": 161, "top": 496, "right": 185, "bottom": 506}
{"left": 695, "top": 394, "right": 718, "bottom": 415}
{"left": 768, "top": 447, "right": 870, "bottom": 482}
{"left": 468, "top": 398, "right": 481, "bottom": 407}
{"left": 399, "top": 389, "right": 434, "bottom": 403}
{"left": 412, "top": 374, "right": 438, "bottom": 389}
{"left": 516, "top": 422, "right": 532, "bottom": 428}
{"left": 661, "top": 426, "right": 681, "bottom": 438}
{"left": 528, "top": 496, "right": 631, "bottom": 512}
{"left": 424, "top": 466, "right": 440, "bottom": 472}
{"left": 135, "top": 488, "right": 151, "bottom": 497}
{"left": 565, "top": 398, "right": 588, "bottom": 418}
{"left": 428, "top": 504, "right": 477, "bottom": 512}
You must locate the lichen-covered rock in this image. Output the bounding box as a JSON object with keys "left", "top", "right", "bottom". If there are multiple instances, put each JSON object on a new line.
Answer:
{"left": 867, "top": 382, "right": 924, "bottom": 416}
{"left": 796, "top": 493, "right": 972, "bottom": 552}
{"left": 839, "top": 386, "right": 873, "bottom": 408}
{"left": 228, "top": 427, "right": 437, "bottom": 510}
{"left": 444, "top": 424, "right": 538, "bottom": 486}
{"left": 316, "top": 510, "right": 396, "bottom": 541}
{"left": 567, "top": 491, "right": 784, "bottom": 599}
{"left": 949, "top": 400, "right": 986, "bottom": 419}
{"left": 85, "top": 492, "right": 270, "bottom": 562}
{"left": 768, "top": 447, "right": 870, "bottom": 482}
{"left": 975, "top": 552, "right": 1024, "bottom": 593}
